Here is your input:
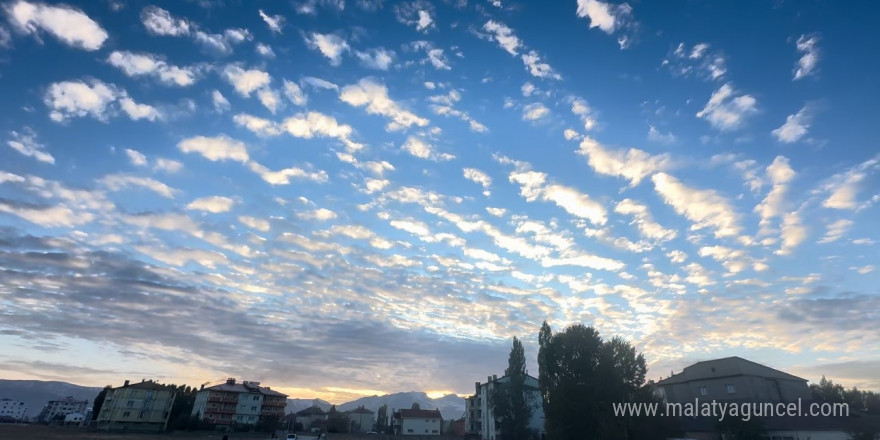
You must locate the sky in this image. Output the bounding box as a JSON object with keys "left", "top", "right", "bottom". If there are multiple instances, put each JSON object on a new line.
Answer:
{"left": 0, "top": 0, "right": 878, "bottom": 404}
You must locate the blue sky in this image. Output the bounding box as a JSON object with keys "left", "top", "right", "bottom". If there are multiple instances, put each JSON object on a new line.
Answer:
{"left": 0, "top": 0, "right": 878, "bottom": 403}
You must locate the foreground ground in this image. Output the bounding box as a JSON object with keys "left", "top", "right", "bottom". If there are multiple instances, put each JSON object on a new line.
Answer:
{"left": 0, "top": 425, "right": 324, "bottom": 440}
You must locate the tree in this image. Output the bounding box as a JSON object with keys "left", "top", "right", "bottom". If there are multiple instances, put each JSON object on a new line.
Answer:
{"left": 91, "top": 386, "right": 112, "bottom": 420}
{"left": 490, "top": 337, "right": 534, "bottom": 440}
{"left": 327, "top": 405, "right": 349, "bottom": 433}
{"left": 376, "top": 404, "right": 388, "bottom": 433}
{"left": 810, "top": 376, "right": 846, "bottom": 403}
{"left": 537, "top": 322, "right": 648, "bottom": 440}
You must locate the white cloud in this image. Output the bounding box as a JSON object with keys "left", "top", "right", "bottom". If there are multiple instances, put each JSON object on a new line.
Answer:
{"left": 394, "top": 1, "right": 436, "bottom": 33}
{"left": 248, "top": 162, "right": 328, "bottom": 185}
{"left": 193, "top": 28, "right": 252, "bottom": 55}
{"left": 140, "top": 5, "right": 190, "bottom": 36}
{"left": 571, "top": 98, "right": 598, "bottom": 130}
{"left": 851, "top": 265, "right": 875, "bottom": 275}
{"left": 663, "top": 42, "right": 726, "bottom": 81}
{"left": 107, "top": 51, "right": 199, "bottom": 87}
{"left": 772, "top": 105, "right": 813, "bottom": 143}
{"left": 298, "top": 208, "right": 337, "bottom": 221}
{"left": 281, "top": 112, "right": 361, "bottom": 151}
{"left": 187, "top": 196, "right": 235, "bottom": 213}
{"left": 340, "top": 78, "right": 429, "bottom": 131}
{"left": 119, "top": 97, "right": 162, "bottom": 121}
{"left": 233, "top": 113, "right": 282, "bottom": 137}
{"left": 212, "top": 90, "right": 230, "bottom": 112}
{"left": 302, "top": 76, "right": 338, "bottom": 91}
{"left": 522, "top": 103, "right": 550, "bottom": 121}
{"left": 154, "top": 158, "right": 182, "bottom": 173}
{"left": 258, "top": 9, "right": 285, "bottom": 33}
{"left": 100, "top": 174, "right": 178, "bottom": 198}
{"left": 124, "top": 148, "right": 147, "bottom": 167}
{"left": 576, "top": 136, "right": 671, "bottom": 186}
{"left": 696, "top": 83, "right": 758, "bottom": 131}
{"left": 222, "top": 65, "right": 271, "bottom": 97}
{"left": 178, "top": 135, "right": 249, "bottom": 162}
{"left": 238, "top": 215, "right": 270, "bottom": 232}
{"left": 652, "top": 172, "right": 741, "bottom": 238}
{"left": 821, "top": 155, "right": 880, "bottom": 210}
{"left": 483, "top": 20, "right": 521, "bottom": 55}
{"left": 521, "top": 50, "right": 561, "bottom": 80}
{"left": 508, "top": 168, "right": 607, "bottom": 226}
{"left": 283, "top": 80, "right": 307, "bottom": 106}
{"left": 44, "top": 79, "right": 116, "bottom": 122}
{"left": 463, "top": 168, "right": 492, "bottom": 195}
{"left": 648, "top": 125, "right": 676, "bottom": 144}
{"left": 615, "top": 198, "right": 677, "bottom": 242}
{"left": 305, "top": 32, "right": 350, "bottom": 66}
{"left": 486, "top": 207, "right": 506, "bottom": 217}
{"left": 354, "top": 47, "right": 395, "bottom": 70}
{"left": 575, "top": 0, "right": 618, "bottom": 33}
{"left": 818, "top": 219, "right": 853, "bottom": 244}
{"left": 777, "top": 209, "right": 807, "bottom": 255}
{"left": 6, "top": 0, "right": 108, "bottom": 50}
{"left": 794, "top": 34, "right": 819, "bottom": 80}
{"left": 256, "top": 43, "right": 275, "bottom": 58}
{"left": 7, "top": 127, "right": 54, "bottom": 164}
{"left": 401, "top": 136, "right": 454, "bottom": 161}
{"left": 257, "top": 88, "right": 282, "bottom": 114}
{"left": 755, "top": 156, "right": 795, "bottom": 235}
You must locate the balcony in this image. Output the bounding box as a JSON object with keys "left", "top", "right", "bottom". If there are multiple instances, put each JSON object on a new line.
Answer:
{"left": 207, "top": 396, "right": 238, "bottom": 404}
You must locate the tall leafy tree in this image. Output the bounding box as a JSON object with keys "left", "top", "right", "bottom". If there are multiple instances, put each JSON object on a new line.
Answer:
{"left": 537, "top": 322, "right": 649, "bottom": 440}
{"left": 376, "top": 404, "right": 388, "bottom": 433}
{"left": 91, "top": 386, "right": 112, "bottom": 421}
{"left": 491, "top": 336, "right": 534, "bottom": 440}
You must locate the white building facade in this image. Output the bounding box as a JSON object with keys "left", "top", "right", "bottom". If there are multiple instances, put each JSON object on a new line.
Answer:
{"left": 0, "top": 398, "right": 27, "bottom": 421}
{"left": 41, "top": 396, "right": 88, "bottom": 423}
{"left": 393, "top": 404, "right": 443, "bottom": 436}
{"left": 466, "top": 374, "right": 545, "bottom": 440}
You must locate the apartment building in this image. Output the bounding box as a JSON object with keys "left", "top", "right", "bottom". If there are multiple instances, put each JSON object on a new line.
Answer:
{"left": 0, "top": 398, "right": 27, "bottom": 421}
{"left": 191, "top": 378, "right": 288, "bottom": 427}
{"left": 393, "top": 403, "right": 443, "bottom": 436}
{"left": 465, "top": 374, "right": 545, "bottom": 440}
{"left": 39, "top": 396, "right": 88, "bottom": 423}
{"left": 95, "top": 380, "right": 177, "bottom": 432}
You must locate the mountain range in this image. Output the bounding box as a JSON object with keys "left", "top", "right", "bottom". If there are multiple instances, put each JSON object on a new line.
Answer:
{"left": 0, "top": 380, "right": 465, "bottom": 420}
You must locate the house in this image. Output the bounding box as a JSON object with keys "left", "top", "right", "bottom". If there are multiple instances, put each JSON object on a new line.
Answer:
{"left": 653, "top": 356, "right": 878, "bottom": 440}
{"left": 295, "top": 405, "right": 328, "bottom": 430}
{"left": 465, "top": 374, "right": 545, "bottom": 440}
{"left": 346, "top": 406, "right": 375, "bottom": 433}
{"left": 0, "top": 398, "right": 27, "bottom": 421}
{"left": 95, "top": 380, "right": 177, "bottom": 432}
{"left": 64, "top": 412, "right": 87, "bottom": 425}
{"left": 191, "top": 378, "right": 288, "bottom": 427}
{"left": 39, "top": 396, "right": 88, "bottom": 423}
{"left": 393, "top": 403, "right": 443, "bottom": 436}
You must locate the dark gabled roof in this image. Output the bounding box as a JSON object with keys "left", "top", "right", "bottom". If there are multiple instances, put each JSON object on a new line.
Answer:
{"left": 347, "top": 406, "right": 374, "bottom": 415}
{"left": 120, "top": 380, "right": 177, "bottom": 391}
{"left": 655, "top": 356, "right": 807, "bottom": 386}
{"left": 297, "top": 406, "right": 327, "bottom": 416}
{"left": 397, "top": 408, "right": 442, "bottom": 419}
{"left": 203, "top": 382, "right": 288, "bottom": 398}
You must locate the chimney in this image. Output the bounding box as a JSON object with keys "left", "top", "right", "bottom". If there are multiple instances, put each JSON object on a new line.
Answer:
{"left": 475, "top": 382, "right": 480, "bottom": 394}
{"left": 124, "top": 380, "right": 130, "bottom": 387}
{"left": 200, "top": 384, "right": 204, "bottom": 391}
{"left": 492, "top": 375, "right": 497, "bottom": 382}
{"left": 226, "top": 378, "right": 236, "bottom": 385}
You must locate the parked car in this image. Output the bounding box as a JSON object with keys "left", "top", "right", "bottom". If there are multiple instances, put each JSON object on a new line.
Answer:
{"left": 286, "top": 434, "right": 297, "bottom": 440}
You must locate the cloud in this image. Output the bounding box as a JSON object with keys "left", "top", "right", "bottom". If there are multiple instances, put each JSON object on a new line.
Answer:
{"left": 652, "top": 172, "right": 741, "bottom": 238}
{"left": 696, "top": 83, "right": 758, "bottom": 131}
{"left": 463, "top": 168, "right": 492, "bottom": 195}
{"left": 222, "top": 65, "right": 271, "bottom": 97}
{"left": 99, "top": 174, "right": 178, "bottom": 199}
{"left": 178, "top": 135, "right": 249, "bottom": 162}
{"left": 256, "top": 43, "right": 275, "bottom": 58}
{"left": 124, "top": 148, "right": 147, "bottom": 167}
{"left": 793, "top": 34, "right": 819, "bottom": 80}
{"left": 614, "top": 199, "right": 676, "bottom": 242}
{"left": 212, "top": 90, "right": 230, "bottom": 112}
{"left": 238, "top": 215, "right": 270, "bottom": 232}
{"left": 283, "top": 80, "right": 307, "bottom": 106}
{"left": 777, "top": 210, "right": 807, "bottom": 256}
{"left": 409, "top": 41, "right": 451, "bottom": 70}
{"left": 818, "top": 219, "right": 853, "bottom": 244}
{"left": 394, "top": 1, "right": 435, "bottom": 33}
{"left": 354, "top": 47, "right": 395, "bottom": 70}
{"left": 772, "top": 105, "right": 813, "bottom": 143}
{"left": 508, "top": 167, "right": 607, "bottom": 226}
{"left": 483, "top": 20, "right": 521, "bottom": 55}
{"left": 340, "top": 78, "right": 429, "bottom": 131}
{"left": 140, "top": 5, "right": 191, "bottom": 36}
{"left": 5, "top": 0, "right": 108, "bottom": 50}
{"left": 571, "top": 98, "right": 598, "bottom": 130}
{"left": 302, "top": 76, "right": 339, "bottom": 91}
{"left": 107, "top": 51, "right": 200, "bottom": 87}
{"left": 258, "top": 9, "right": 285, "bottom": 33}
{"left": 43, "top": 79, "right": 117, "bottom": 122}
{"left": 428, "top": 90, "right": 487, "bottom": 132}
{"left": 401, "top": 137, "right": 454, "bottom": 161}
{"left": 754, "top": 156, "right": 795, "bottom": 234}
{"left": 298, "top": 208, "right": 338, "bottom": 221}
{"left": 820, "top": 155, "right": 880, "bottom": 210}
{"left": 648, "top": 125, "right": 676, "bottom": 144}
{"left": 154, "top": 158, "right": 182, "bottom": 174}
{"left": 522, "top": 103, "right": 550, "bottom": 121}
{"left": 119, "top": 97, "right": 162, "bottom": 121}
{"left": 662, "top": 42, "right": 726, "bottom": 81}
{"left": 521, "top": 51, "right": 561, "bottom": 80}
{"left": 576, "top": 136, "right": 671, "bottom": 186}
{"left": 575, "top": 0, "right": 618, "bottom": 33}
{"left": 6, "top": 127, "right": 54, "bottom": 164}
{"left": 248, "top": 162, "right": 329, "bottom": 185}
{"left": 233, "top": 113, "right": 281, "bottom": 137}
{"left": 305, "top": 32, "right": 350, "bottom": 66}
{"left": 186, "top": 196, "right": 235, "bottom": 213}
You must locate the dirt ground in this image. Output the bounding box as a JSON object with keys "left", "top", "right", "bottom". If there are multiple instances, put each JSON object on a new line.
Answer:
{"left": 0, "top": 424, "right": 278, "bottom": 440}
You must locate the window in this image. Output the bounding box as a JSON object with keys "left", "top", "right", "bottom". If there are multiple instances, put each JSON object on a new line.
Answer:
{"left": 726, "top": 384, "right": 736, "bottom": 394}
{"left": 126, "top": 400, "right": 134, "bottom": 408}
{"left": 122, "top": 412, "right": 130, "bottom": 417}
{"left": 407, "top": 429, "right": 414, "bottom": 433}
{"left": 138, "top": 411, "right": 145, "bottom": 419}
{"left": 254, "top": 396, "right": 260, "bottom": 401}
{"left": 699, "top": 386, "right": 708, "bottom": 396}
{"left": 251, "top": 406, "right": 257, "bottom": 411}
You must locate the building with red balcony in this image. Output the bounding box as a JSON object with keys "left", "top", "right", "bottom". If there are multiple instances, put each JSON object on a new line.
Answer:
{"left": 191, "top": 378, "right": 288, "bottom": 427}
